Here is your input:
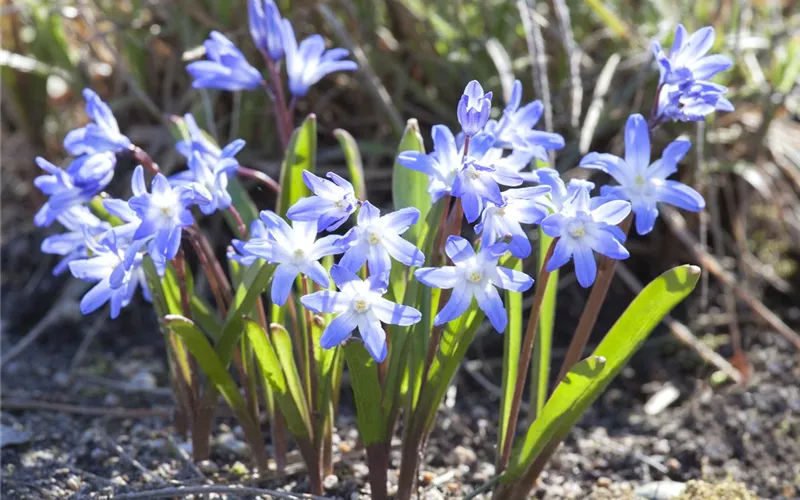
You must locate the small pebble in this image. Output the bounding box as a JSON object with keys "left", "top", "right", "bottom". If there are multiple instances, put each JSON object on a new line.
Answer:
{"left": 447, "top": 482, "right": 460, "bottom": 493}
{"left": 53, "top": 371, "right": 71, "bottom": 388}
{"left": 230, "top": 461, "right": 249, "bottom": 476}
{"left": 129, "top": 370, "right": 157, "bottom": 390}
{"left": 103, "top": 393, "right": 121, "bottom": 406}
{"left": 421, "top": 471, "right": 435, "bottom": 485}
{"left": 323, "top": 474, "right": 339, "bottom": 490}
{"left": 198, "top": 460, "right": 219, "bottom": 474}
{"left": 338, "top": 441, "right": 352, "bottom": 453}
{"left": 66, "top": 476, "right": 81, "bottom": 491}
{"left": 666, "top": 457, "right": 681, "bottom": 471}
{"left": 110, "top": 476, "right": 127, "bottom": 486}
{"left": 451, "top": 445, "right": 477, "bottom": 466}
{"left": 597, "top": 477, "right": 611, "bottom": 488}
{"left": 653, "top": 439, "right": 671, "bottom": 455}
{"left": 422, "top": 489, "right": 444, "bottom": 500}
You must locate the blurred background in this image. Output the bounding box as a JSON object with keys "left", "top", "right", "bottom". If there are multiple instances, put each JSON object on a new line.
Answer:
{"left": 2, "top": 0, "right": 800, "bottom": 497}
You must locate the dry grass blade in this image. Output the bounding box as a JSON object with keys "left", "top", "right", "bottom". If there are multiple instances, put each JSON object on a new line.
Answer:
{"left": 549, "top": 0, "right": 582, "bottom": 130}
{"left": 662, "top": 206, "right": 800, "bottom": 351}
{"left": 579, "top": 53, "right": 620, "bottom": 153}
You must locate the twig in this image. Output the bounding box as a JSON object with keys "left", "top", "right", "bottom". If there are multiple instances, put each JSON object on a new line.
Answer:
{"left": 696, "top": 122, "right": 709, "bottom": 309}
{"left": 2, "top": 280, "right": 87, "bottom": 364}
{"left": 1, "top": 399, "right": 171, "bottom": 418}
{"left": 69, "top": 315, "right": 108, "bottom": 373}
{"left": 238, "top": 165, "right": 281, "bottom": 194}
{"left": 104, "top": 434, "right": 168, "bottom": 486}
{"left": 662, "top": 206, "right": 800, "bottom": 351}
{"left": 615, "top": 263, "right": 744, "bottom": 384}
{"left": 109, "top": 484, "right": 329, "bottom": 500}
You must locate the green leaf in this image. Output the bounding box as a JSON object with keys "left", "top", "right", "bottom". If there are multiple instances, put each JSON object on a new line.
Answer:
{"left": 498, "top": 256, "right": 522, "bottom": 458}
{"left": 334, "top": 129, "right": 367, "bottom": 200}
{"left": 342, "top": 342, "right": 385, "bottom": 445}
{"left": 392, "top": 118, "right": 430, "bottom": 241}
{"left": 531, "top": 230, "right": 557, "bottom": 417}
{"left": 244, "top": 319, "right": 311, "bottom": 436}
{"left": 216, "top": 263, "right": 274, "bottom": 366}
{"left": 166, "top": 315, "right": 261, "bottom": 440}
{"left": 504, "top": 265, "right": 701, "bottom": 481}
{"left": 270, "top": 323, "right": 313, "bottom": 432}
{"left": 277, "top": 114, "right": 317, "bottom": 218}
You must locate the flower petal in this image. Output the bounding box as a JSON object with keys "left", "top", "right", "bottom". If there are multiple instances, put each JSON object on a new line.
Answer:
{"left": 301, "top": 290, "right": 350, "bottom": 314}
{"left": 444, "top": 235, "right": 475, "bottom": 264}
{"left": 415, "top": 267, "right": 459, "bottom": 289}
{"left": 372, "top": 297, "right": 421, "bottom": 326}
{"left": 320, "top": 311, "right": 358, "bottom": 348}
{"left": 474, "top": 284, "right": 507, "bottom": 332}
{"left": 623, "top": 114, "right": 650, "bottom": 171}
{"left": 271, "top": 263, "right": 299, "bottom": 305}
{"left": 493, "top": 267, "right": 534, "bottom": 292}
{"left": 433, "top": 285, "right": 473, "bottom": 326}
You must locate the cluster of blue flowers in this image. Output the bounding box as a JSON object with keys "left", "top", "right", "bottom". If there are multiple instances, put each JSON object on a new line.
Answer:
{"left": 187, "top": 0, "right": 356, "bottom": 97}
{"left": 34, "top": 21, "right": 731, "bottom": 360}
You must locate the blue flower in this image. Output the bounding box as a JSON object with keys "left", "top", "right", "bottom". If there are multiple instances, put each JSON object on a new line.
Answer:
{"left": 485, "top": 80, "right": 565, "bottom": 157}
{"left": 128, "top": 165, "right": 212, "bottom": 273}
{"left": 248, "top": 0, "right": 286, "bottom": 61}
{"left": 526, "top": 168, "right": 595, "bottom": 210}
{"left": 415, "top": 236, "right": 533, "bottom": 332}
{"left": 656, "top": 80, "right": 733, "bottom": 122}
{"left": 540, "top": 185, "right": 631, "bottom": 288}
{"left": 229, "top": 219, "right": 269, "bottom": 267}
{"left": 301, "top": 265, "right": 421, "bottom": 362}
{"left": 63, "top": 89, "right": 131, "bottom": 156}
{"left": 457, "top": 80, "right": 492, "bottom": 137}
{"left": 398, "top": 127, "right": 524, "bottom": 222}
{"left": 186, "top": 31, "right": 264, "bottom": 91}
{"left": 580, "top": 114, "right": 705, "bottom": 235}
{"left": 336, "top": 202, "right": 424, "bottom": 276}
{"left": 170, "top": 144, "right": 243, "bottom": 215}
{"left": 41, "top": 206, "right": 110, "bottom": 276}
{"left": 33, "top": 154, "right": 115, "bottom": 227}
{"left": 652, "top": 25, "right": 733, "bottom": 86}
{"left": 242, "top": 210, "right": 345, "bottom": 306}
{"left": 68, "top": 229, "right": 147, "bottom": 319}
{"left": 286, "top": 171, "right": 358, "bottom": 231}
{"left": 175, "top": 113, "right": 221, "bottom": 159}
{"left": 282, "top": 24, "right": 357, "bottom": 97}
{"left": 475, "top": 186, "right": 552, "bottom": 258}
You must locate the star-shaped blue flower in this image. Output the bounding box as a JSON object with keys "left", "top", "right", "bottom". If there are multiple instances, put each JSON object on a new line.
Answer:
{"left": 457, "top": 80, "right": 492, "bottom": 137}
{"left": 63, "top": 89, "right": 131, "bottom": 156}
{"left": 282, "top": 24, "right": 357, "bottom": 97}
{"left": 415, "top": 236, "right": 533, "bottom": 332}
{"left": 580, "top": 114, "right": 705, "bottom": 235}
{"left": 187, "top": 31, "right": 264, "bottom": 91}
{"left": 287, "top": 171, "right": 358, "bottom": 231}
{"left": 301, "top": 265, "right": 421, "bottom": 362}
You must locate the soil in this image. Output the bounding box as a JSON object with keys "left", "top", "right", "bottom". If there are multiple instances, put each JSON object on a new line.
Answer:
{"left": 2, "top": 227, "right": 799, "bottom": 500}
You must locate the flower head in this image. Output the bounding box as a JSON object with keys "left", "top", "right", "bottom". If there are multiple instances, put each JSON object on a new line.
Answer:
{"left": 415, "top": 236, "right": 533, "bottom": 332}
{"left": 457, "top": 80, "right": 492, "bottom": 137}
{"left": 128, "top": 166, "right": 212, "bottom": 273}
{"left": 475, "top": 186, "right": 552, "bottom": 258}
{"left": 186, "top": 31, "right": 263, "bottom": 91}
{"left": 484, "top": 80, "right": 565, "bottom": 157}
{"left": 33, "top": 154, "right": 115, "bottom": 227}
{"left": 398, "top": 127, "right": 524, "bottom": 223}
{"left": 336, "top": 202, "right": 424, "bottom": 276}
{"left": 652, "top": 25, "right": 732, "bottom": 86}
{"left": 580, "top": 114, "right": 705, "bottom": 235}
{"left": 301, "top": 265, "right": 421, "bottom": 362}
{"left": 242, "top": 210, "right": 344, "bottom": 305}
{"left": 229, "top": 219, "right": 269, "bottom": 267}
{"left": 656, "top": 80, "right": 733, "bottom": 123}
{"left": 63, "top": 89, "right": 131, "bottom": 156}
{"left": 41, "top": 206, "right": 110, "bottom": 276}
{"left": 248, "top": 0, "right": 286, "bottom": 61}
{"left": 283, "top": 24, "right": 357, "bottom": 97}
{"left": 170, "top": 143, "right": 243, "bottom": 215}
{"left": 286, "top": 171, "right": 358, "bottom": 231}
{"left": 68, "top": 229, "right": 147, "bottom": 319}
{"left": 541, "top": 184, "right": 631, "bottom": 287}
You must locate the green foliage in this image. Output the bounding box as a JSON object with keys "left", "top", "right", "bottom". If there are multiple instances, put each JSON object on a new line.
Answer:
{"left": 343, "top": 343, "right": 386, "bottom": 445}
{"left": 277, "top": 114, "right": 317, "bottom": 218}
{"left": 392, "top": 119, "right": 430, "bottom": 241}
{"left": 504, "top": 265, "right": 701, "bottom": 482}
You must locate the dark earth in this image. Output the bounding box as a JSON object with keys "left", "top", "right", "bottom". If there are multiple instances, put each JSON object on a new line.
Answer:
{"left": 2, "top": 223, "right": 799, "bottom": 499}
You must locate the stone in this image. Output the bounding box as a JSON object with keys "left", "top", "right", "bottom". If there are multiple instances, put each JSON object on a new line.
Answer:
{"left": 633, "top": 481, "right": 687, "bottom": 499}
{"left": 0, "top": 426, "right": 31, "bottom": 448}
{"left": 198, "top": 460, "right": 219, "bottom": 474}
{"left": 323, "top": 474, "right": 339, "bottom": 490}
{"left": 66, "top": 476, "right": 81, "bottom": 491}
{"left": 451, "top": 445, "right": 477, "bottom": 466}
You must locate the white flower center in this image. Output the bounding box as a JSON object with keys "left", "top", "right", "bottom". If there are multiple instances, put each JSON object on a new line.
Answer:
{"left": 368, "top": 231, "right": 381, "bottom": 245}
{"left": 568, "top": 221, "right": 586, "bottom": 238}
{"left": 353, "top": 299, "right": 369, "bottom": 313}
{"left": 468, "top": 271, "right": 482, "bottom": 284}
{"left": 334, "top": 199, "right": 346, "bottom": 209}
{"left": 294, "top": 248, "right": 305, "bottom": 259}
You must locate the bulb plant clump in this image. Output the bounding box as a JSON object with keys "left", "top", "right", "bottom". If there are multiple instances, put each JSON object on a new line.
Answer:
{"left": 34, "top": 4, "right": 731, "bottom": 497}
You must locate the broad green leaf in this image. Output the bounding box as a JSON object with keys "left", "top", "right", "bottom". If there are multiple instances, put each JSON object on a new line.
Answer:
{"left": 392, "top": 118, "right": 430, "bottom": 241}
{"left": 531, "top": 231, "right": 557, "bottom": 417}
{"left": 334, "top": 129, "right": 367, "bottom": 200}
{"left": 244, "top": 319, "right": 311, "bottom": 436}
{"left": 342, "top": 343, "right": 385, "bottom": 445}
{"left": 216, "top": 262, "right": 274, "bottom": 366}
{"left": 498, "top": 256, "right": 522, "bottom": 458}
{"left": 584, "top": 0, "right": 629, "bottom": 40}
{"left": 271, "top": 323, "right": 313, "bottom": 432}
{"left": 277, "top": 114, "right": 317, "bottom": 217}
{"left": 504, "top": 265, "right": 701, "bottom": 481}
{"left": 166, "top": 315, "right": 262, "bottom": 444}
{"left": 776, "top": 38, "right": 800, "bottom": 94}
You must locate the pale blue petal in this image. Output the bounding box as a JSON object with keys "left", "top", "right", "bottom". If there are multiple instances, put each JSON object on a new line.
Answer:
{"left": 271, "top": 263, "right": 299, "bottom": 305}
{"left": 415, "top": 267, "right": 458, "bottom": 289}
{"left": 358, "top": 315, "right": 387, "bottom": 362}
{"left": 366, "top": 244, "right": 392, "bottom": 277}
{"left": 624, "top": 114, "right": 650, "bottom": 171}
{"left": 357, "top": 201, "right": 380, "bottom": 225}
{"left": 444, "top": 235, "right": 475, "bottom": 263}
{"left": 591, "top": 200, "right": 631, "bottom": 226}
{"left": 80, "top": 278, "right": 112, "bottom": 315}
{"left": 591, "top": 228, "right": 630, "bottom": 260}
{"left": 474, "top": 285, "right": 507, "bottom": 332}
{"left": 330, "top": 264, "right": 361, "bottom": 289}
{"left": 433, "top": 285, "right": 473, "bottom": 326}
{"left": 320, "top": 311, "right": 357, "bottom": 349}
{"left": 656, "top": 181, "right": 705, "bottom": 211}
{"left": 382, "top": 234, "right": 425, "bottom": 267}
{"left": 302, "top": 260, "right": 331, "bottom": 288}
{"left": 494, "top": 267, "right": 534, "bottom": 292}
{"left": 372, "top": 297, "right": 421, "bottom": 326}
{"left": 301, "top": 290, "right": 349, "bottom": 314}
{"left": 573, "top": 243, "right": 597, "bottom": 288}
{"left": 340, "top": 242, "right": 369, "bottom": 273}
{"left": 546, "top": 237, "right": 574, "bottom": 272}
